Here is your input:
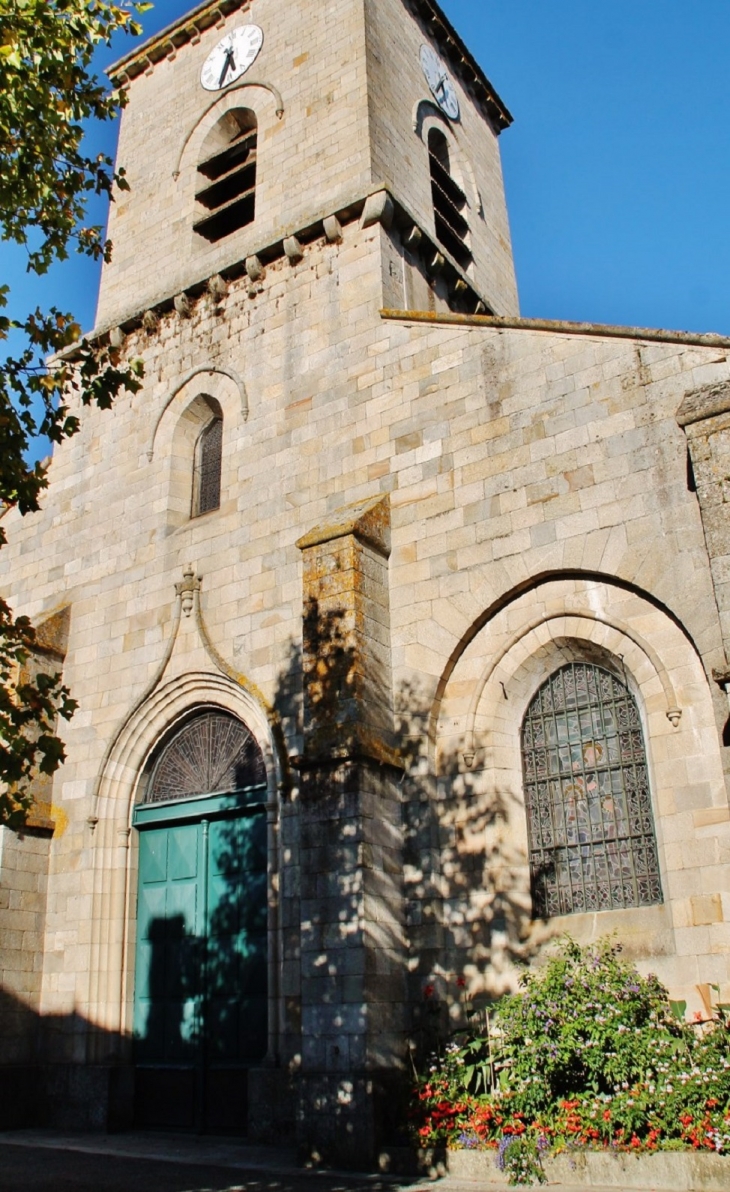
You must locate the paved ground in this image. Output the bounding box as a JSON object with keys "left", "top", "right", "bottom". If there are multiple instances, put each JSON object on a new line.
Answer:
{"left": 0, "top": 1131, "right": 637, "bottom": 1192}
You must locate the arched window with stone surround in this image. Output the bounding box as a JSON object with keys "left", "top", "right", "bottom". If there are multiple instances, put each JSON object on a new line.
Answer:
{"left": 521, "top": 661, "right": 663, "bottom": 918}
{"left": 192, "top": 412, "right": 223, "bottom": 517}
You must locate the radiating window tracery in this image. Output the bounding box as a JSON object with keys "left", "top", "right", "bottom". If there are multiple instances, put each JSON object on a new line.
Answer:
{"left": 145, "top": 710, "right": 266, "bottom": 804}
{"left": 521, "top": 662, "right": 662, "bottom": 918}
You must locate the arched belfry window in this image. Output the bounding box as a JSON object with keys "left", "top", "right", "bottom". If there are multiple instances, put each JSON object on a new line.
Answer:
{"left": 192, "top": 411, "right": 222, "bottom": 517}
{"left": 521, "top": 662, "right": 662, "bottom": 918}
{"left": 428, "top": 127, "right": 471, "bottom": 269}
{"left": 194, "top": 109, "right": 257, "bottom": 243}
{"left": 145, "top": 710, "right": 266, "bottom": 805}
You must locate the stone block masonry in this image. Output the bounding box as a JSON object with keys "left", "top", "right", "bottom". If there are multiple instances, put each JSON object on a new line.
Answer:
{"left": 1, "top": 0, "right": 730, "bottom": 1165}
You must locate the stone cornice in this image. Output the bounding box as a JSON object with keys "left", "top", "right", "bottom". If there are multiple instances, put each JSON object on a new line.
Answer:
{"left": 380, "top": 309, "right": 730, "bottom": 350}
{"left": 107, "top": 0, "right": 512, "bottom": 133}
{"left": 405, "top": 0, "right": 512, "bottom": 133}
{"left": 108, "top": 0, "right": 246, "bottom": 83}
{"left": 59, "top": 187, "right": 491, "bottom": 354}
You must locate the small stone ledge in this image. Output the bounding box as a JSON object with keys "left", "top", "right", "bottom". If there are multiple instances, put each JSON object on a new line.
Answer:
{"left": 677, "top": 381, "right": 730, "bottom": 428}
{"left": 295, "top": 493, "right": 391, "bottom": 558}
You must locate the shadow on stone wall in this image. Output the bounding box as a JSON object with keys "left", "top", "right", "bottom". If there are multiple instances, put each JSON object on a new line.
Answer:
{"left": 266, "top": 602, "right": 542, "bottom": 1161}
{"left": 0, "top": 599, "right": 540, "bottom": 1155}
{"left": 0, "top": 982, "right": 132, "bottom": 1130}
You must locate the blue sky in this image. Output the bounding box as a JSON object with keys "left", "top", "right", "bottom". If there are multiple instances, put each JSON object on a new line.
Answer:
{"left": 5, "top": 0, "right": 730, "bottom": 353}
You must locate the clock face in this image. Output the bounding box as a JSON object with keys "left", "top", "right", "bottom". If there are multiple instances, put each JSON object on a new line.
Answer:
{"left": 420, "top": 44, "right": 460, "bottom": 122}
{"left": 200, "top": 24, "right": 264, "bottom": 92}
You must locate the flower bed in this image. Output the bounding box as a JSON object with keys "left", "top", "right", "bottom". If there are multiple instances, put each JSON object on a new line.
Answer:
{"left": 411, "top": 939, "right": 730, "bottom": 1185}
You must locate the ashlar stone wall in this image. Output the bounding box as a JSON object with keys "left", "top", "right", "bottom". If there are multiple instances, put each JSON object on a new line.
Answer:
{"left": 1, "top": 185, "right": 730, "bottom": 1150}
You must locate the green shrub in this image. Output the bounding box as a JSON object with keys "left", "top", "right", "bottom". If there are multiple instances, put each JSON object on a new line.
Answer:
{"left": 412, "top": 937, "right": 730, "bottom": 1172}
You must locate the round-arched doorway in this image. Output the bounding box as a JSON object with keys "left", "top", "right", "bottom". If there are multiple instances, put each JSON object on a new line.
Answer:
{"left": 132, "top": 709, "right": 268, "bottom": 1133}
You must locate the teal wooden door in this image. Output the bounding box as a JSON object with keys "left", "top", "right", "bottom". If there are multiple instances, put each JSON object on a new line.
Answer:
{"left": 133, "top": 800, "right": 267, "bottom": 1133}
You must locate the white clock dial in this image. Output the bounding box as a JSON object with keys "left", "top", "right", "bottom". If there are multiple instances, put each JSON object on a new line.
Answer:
{"left": 200, "top": 24, "right": 264, "bottom": 92}
{"left": 420, "top": 44, "right": 460, "bottom": 122}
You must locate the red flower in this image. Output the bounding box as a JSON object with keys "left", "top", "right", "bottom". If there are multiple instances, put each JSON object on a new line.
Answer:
{"left": 424, "top": 984, "right": 435, "bottom": 999}
{"left": 456, "top": 976, "right": 466, "bottom": 988}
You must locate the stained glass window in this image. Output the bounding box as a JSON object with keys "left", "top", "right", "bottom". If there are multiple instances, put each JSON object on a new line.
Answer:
{"left": 146, "top": 711, "right": 266, "bottom": 804}
{"left": 521, "top": 662, "right": 662, "bottom": 918}
{"left": 193, "top": 416, "right": 222, "bottom": 517}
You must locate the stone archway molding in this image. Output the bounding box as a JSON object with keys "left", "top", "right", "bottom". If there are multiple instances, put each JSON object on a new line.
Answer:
{"left": 147, "top": 365, "right": 248, "bottom": 461}
{"left": 86, "top": 667, "right": 284, "bottom": 1063}
{"left": 413, "top": 99, "right": 483, "bottom": 217}
{"left": 462, "top": 609, "right": 681, "bottom": 757}
{"left": 173, "top": 80, "right": 284, "bottom": 179}
{"left": 428, "top": 568, "right": 707, "bottom": 757}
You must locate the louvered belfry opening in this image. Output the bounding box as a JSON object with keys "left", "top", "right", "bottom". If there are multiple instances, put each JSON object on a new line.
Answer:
{"left": 521, "top": 662, "right": 663, "bottom": 919}
{"left": 194, "top": 109, "right": 257, "bottom": 243}
{"left": 428, "top": 127, "right": 471, "bottom": 270}
{"left": 193, "top": 415, "right": 223, "bottom": 516}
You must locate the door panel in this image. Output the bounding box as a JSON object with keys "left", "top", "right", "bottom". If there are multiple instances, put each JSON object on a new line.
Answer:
{"left": 134, "top": 822, "right": 200, "bottom": 1099}
{"left": 133, "top": 807, "right": 267, "bottom": 1132}
{"left": 207, "top": 816, "right": 267, "bottom": 1067}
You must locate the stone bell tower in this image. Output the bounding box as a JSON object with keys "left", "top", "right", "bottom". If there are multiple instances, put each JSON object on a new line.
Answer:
{"left": 99, "top": 0, "right": 517, "bottom": 333}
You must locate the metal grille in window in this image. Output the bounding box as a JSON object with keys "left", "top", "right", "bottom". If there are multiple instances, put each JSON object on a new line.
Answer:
{"left": 194, "top": 124, "right": 257, "bottom": 243}
{"left": 146, "top": 711, "right": 266, "bottom": 804}
{"left": 428, "top": 129, "right": 471, "bottom": 270}
{"left": 521, "top": 662, "right": 662, "bottom": 918}
{"left": 194, "top": 417, "right": 222, "bottom": 516}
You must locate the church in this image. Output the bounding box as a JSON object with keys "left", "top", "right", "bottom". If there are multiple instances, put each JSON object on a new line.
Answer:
{"left": 2, "top": 0, "right": 730, "bottom": 1167}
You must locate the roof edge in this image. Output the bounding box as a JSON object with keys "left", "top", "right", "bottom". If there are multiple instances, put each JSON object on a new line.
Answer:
{"left": 380, "top": 309, "right": 730, "bottom": 349}
{"left": 108, "top": 0, "right": 247, "bottom": 81}
{"left": 404, "top": 0, "right": 512, "bottom": 132}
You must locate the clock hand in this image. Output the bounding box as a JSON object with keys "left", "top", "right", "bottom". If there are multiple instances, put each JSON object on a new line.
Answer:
{"left": 218, "top": 47, "right": 236, "bottom": 87}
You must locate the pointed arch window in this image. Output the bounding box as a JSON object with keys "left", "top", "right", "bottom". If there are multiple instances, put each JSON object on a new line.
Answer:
{"left": 194, "top": 109, "right": 257, "bottom": 243}
{"left": 192, "top": 413, "right": 222, "bottom": 517}
{"left": 521, "top": 662, "right": 662, "bottom": 918}
{"left": 428, "top": 127, "right": 471, "bottom": 269}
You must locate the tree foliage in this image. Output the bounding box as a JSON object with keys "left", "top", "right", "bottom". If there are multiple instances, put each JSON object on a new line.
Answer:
{"left": 0, "top": 0, "right": 149, "bottom": 824}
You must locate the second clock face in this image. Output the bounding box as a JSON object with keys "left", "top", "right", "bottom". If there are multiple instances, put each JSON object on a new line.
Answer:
{"left": 201, "top": 24, "right": 264, "bottom": 92}
{"left": 420, "top": 44, "right": 460, "bottom": 122}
